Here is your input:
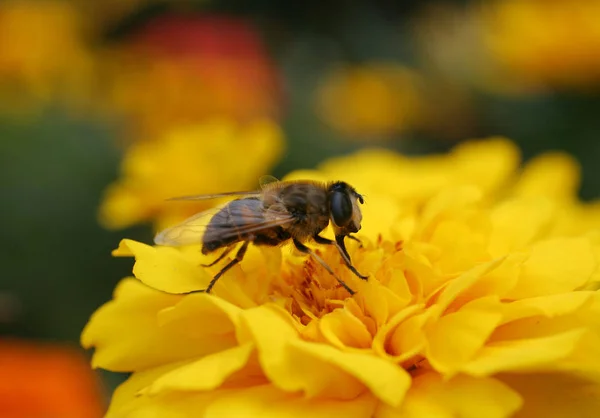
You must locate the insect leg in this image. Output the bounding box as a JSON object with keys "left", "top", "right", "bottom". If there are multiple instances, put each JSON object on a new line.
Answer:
{"left": 200, "top": 244, "right": 235, "bottom": 267}
{"left": 334, "top": 235, "right": 369, "bottom": 280}
{"left": 293, "top": 238, "right": 356, "bottom": 295}
{"left": 347, "top": 234, "right": 363, "bottom": 247}
{"left": 202, "top": 241, "right": 249, "bottom": 293}
{"left": 313, "top": 234, "right": 368, "bottom": 280}
{"left": 312, "top": 234, "right": 333, "bottom": 245}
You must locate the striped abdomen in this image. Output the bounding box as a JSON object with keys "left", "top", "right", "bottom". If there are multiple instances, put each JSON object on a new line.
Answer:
{"left": 201, "top": 198, "right": 290, "bottom": 254}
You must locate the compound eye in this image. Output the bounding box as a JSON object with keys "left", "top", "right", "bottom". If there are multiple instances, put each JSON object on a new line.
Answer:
{"left": 330, "top": 191, "right": 352, "bottom": 227}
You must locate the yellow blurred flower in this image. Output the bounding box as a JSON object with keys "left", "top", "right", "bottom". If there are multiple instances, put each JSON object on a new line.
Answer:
{"left": 315, "top": 63, "right": 423, "bottom": 139}
{"left": 481, "top": 0, "right": 600, "bottom": 89}
{"left": 83, "top": 138, "right": 600, "bottom": 417}
{"left": 101, "top": 15, "right": 282, "bottom": 137}
{"left": 98, "top": 118, "right": 284, "bottom": 231}
{"left": 0, "top": 0, "right": 94, "bottom": 112}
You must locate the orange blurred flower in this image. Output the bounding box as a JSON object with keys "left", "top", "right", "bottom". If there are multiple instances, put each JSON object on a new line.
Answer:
{"left": 0, "top": 339, "right": 105, "bottom": 418}
{"left": 102, "top": 15, "right": 283, "bottom": 137}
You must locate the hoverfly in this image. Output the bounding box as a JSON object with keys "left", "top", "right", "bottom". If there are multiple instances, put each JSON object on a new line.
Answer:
{"left": 154, "top": 178, "right": 368, "bottom": 294}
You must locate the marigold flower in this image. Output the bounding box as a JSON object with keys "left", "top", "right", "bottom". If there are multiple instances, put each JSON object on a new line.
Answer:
{"left": 99, "top": 118, "right": 284, "bottom": 230}
{"left": 84, "top": 139, "right": 600, "bottom": 417}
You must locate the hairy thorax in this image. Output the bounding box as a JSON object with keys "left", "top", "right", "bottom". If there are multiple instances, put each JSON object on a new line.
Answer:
{"left": 264, "top": 182, "right": 330, "bottom": 242}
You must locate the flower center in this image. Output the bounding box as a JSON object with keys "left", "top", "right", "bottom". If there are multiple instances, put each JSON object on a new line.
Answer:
{"left": 263, "top": 240, "right": 433, "bottom": 375}
{"left": 270, "top": 249, "right": 354, "bottom": 325}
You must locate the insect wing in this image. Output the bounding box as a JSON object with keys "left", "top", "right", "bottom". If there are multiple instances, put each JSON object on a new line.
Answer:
{"left": 165, "top": 176, "right": 281, "bottom": 202}
{"left": 154, "top": 202, "right": 296, "bottom": 247}
{"left": 154, "top": 207, "right": 221, "bottom": 246}
{"left": 259, "top": 175, "right": 280, "bottom": 189}
{"left": 166, "top": 190, "right": 262, "bottom": 201}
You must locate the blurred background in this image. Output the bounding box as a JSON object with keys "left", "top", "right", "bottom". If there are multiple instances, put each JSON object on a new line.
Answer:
{"left": 2, "top": 0, "right": 600, "bottom": 415}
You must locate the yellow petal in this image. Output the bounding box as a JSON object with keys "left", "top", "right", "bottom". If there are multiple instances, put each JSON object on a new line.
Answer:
{"left": 110, "top": 389, "right": 216, "bottom": 418}
{"left": 359, "top": 196, "right": 402, "bottom": 241}
{"left": 490, "top": 292, "right": 599, "bottom": 357}
{"left": 426, "top": 296, "right": 503, "bottom": 375}
{"left": 459, "top": 253, "right": 527, "bottom": 302}
{"left": 143, "top": 343, "right": 257, "bottom": 395}
{"left": 242, "top": 305, "right": 411, "bottom": 405}
{"left": 115, "top": 239, "right": 212, "bottom": 294}
{"left": 377, "top": 372, "right": 522, "bottom": 418}
{"left": 356, "top": 274, "right": 411, "bottom": 328}
{"left": 238, "top": 245, "right": 283, "bottom": 298}
{"left": 293, "top": 339, "right": 411, "bottom": 406}
{"left": 157, "top": 292, "right": 242, "bottom": 337}
{"left": 428, "top": 218, "right": 490, "bottom": 274}
{"left": 106, "top": 362, "right": 190, "bottom": 418}
{"left": 451, "top": 138, "right": 520, "bottom": 194}
{"left": 418, "top": 186, "right": 483, "bottom": 238}
{"left": 500, "top": 373, "right": 600, "bottom": 418}
{"left": 399, "top": 251, "right": 437, "bottom": 302}
{"left": 385, "top": 268, "right": 414, "bottom": 309}
{"left": 435, "top": 256, "right": 506, "bottom": 314}
{"left": 514, "top": 152, "right": 581, "bottom": 201}
{"left": 489, "top": 197, "right": 555, "bottom": 257}
{"left": 564, "top": 330, "right": 600, "bottom": 381}
{"left": 462, "top": 329, "right": 586, "bottom": 376}
{"left": 81, "top": 279, "right": 231, "bottom": 372}
{"left": 371, "top": 304, "right": 429, "bottom": 370}
{"left": 205, "top": 385, "right": 378, "bottom": 418}
{"left": 239, "top": 305, "right": 359, "bottom": 399}
{"left": 507, "top": 237, "right": 596, "bottom": 299}
{"left": 319, "top": 308, "right": 372, "bottom": 350}
{"left": 499, "top": 291, "right": 595, "bottom": 325}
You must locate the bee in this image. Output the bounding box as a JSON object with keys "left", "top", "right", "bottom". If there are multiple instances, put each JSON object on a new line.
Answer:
{"left": 154, "top": 178, "right": 368, "bottom": 294}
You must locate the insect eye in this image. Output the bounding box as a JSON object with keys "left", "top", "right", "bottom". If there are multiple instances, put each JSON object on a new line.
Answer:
{"left": 330, "top": 191, "right": 353, "bottom": 227}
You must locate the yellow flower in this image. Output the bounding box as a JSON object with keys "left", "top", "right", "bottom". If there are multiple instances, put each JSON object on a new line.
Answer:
{"left": 481, "top": 0, "right": 600, "bottom": 89}
{"left": 0, "top": 0, "right": 94, "bottom": 112}
{"left": 315, "top": 63, "right": 423, "bottom": 139}
{"left": 83, "top": 139, "right": 600, "bottom": 417}
{"left": 98, "top": 118, "right": 284, "bottom": 230}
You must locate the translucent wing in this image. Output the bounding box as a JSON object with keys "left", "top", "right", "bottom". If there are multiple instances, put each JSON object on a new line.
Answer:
{"left": 154, "top": 201, "right": 296, "bottom": 247}
{"left": 166, "top": 190, "right": 262, "bottom": 201}
{"left": 259, "top": 175, "right": 280, "bottom": 188}
{"left": 154, "top": 207, "right": 220, "bottom": 246}
{"left": 166, "top": 177, "right": 281, "bottom": 202}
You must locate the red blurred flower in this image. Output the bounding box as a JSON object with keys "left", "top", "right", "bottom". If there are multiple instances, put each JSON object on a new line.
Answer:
{"left": 103, "top": 15, "right": 283, "bottom": 137}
